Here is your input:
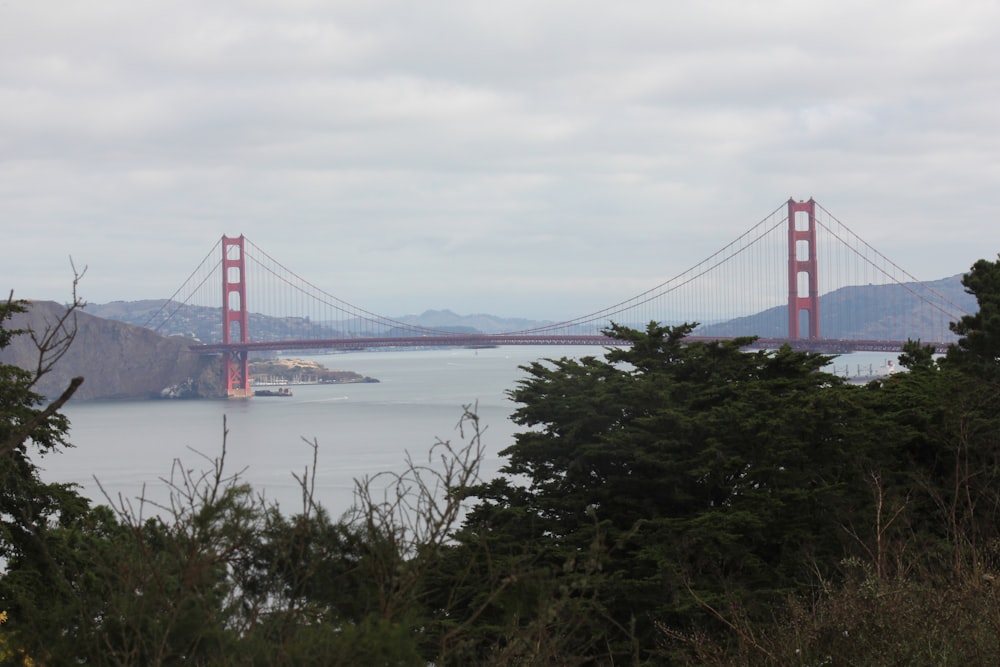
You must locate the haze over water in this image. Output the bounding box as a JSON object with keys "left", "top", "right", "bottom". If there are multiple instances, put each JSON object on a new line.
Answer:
{"left": 44, "top": 346, "right": 896, "bottom": 517}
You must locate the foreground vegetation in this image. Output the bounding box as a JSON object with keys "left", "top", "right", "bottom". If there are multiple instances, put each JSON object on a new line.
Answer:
{"left": 3, "top": 258, "right": 1000, "bottom": 665}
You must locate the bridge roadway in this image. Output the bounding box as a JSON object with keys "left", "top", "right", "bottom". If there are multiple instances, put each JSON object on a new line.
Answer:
{"left": 191, "top": 335, "right": 950, "bottom": 355}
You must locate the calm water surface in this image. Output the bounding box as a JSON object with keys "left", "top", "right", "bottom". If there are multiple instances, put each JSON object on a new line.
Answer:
{"left": 45, "top": 347, "right": 897, "bottom": 516}
{"left": 48, "top": 347, "right": 585, "bottom": 516}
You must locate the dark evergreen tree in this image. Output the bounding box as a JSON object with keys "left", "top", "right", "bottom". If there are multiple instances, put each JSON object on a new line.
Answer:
{"left": 948, "top": 255, "right": 1000, "bottom": 374}
{"left": 432, "top": 322, "right": 876, "bottom": 663}
{"left": 0, "top": 295, "right": 96, "bottom": 662}
{"left": 870, "top": 256, "right": 1000, "bottom": 578}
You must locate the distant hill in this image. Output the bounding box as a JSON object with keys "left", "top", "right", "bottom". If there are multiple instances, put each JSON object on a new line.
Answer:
{"left": 40, "top": 274, "right": 975, "bottom": 401}
{"left": 0, "top": 301, "right": 221, "bottom": 400}
{"left": 87, "top": 276, "right": 976, "bottom": 346}
{"left": 84, "top": 300, "right": 345, "bottom": 345}
{"left": 392, "top": 309, "right": 557, "bottom": 334}
{"left": 697, "top": 275, "right": 975, "bottom": 343}
{"left": 84, "top": 303, "right": 558, "bottom": 343}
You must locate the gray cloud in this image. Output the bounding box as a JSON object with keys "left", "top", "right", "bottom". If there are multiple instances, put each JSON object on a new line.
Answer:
{"left": 2, "top": 0, "right": 999, "bottom": 319}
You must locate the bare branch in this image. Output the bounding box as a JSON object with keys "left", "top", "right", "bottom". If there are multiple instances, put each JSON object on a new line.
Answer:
{"left": 1, "top": 262, "right": 88, "bottom": 457}
{"left": 347, "top": 404, "right": 488, "bottom": 620}
{"left": 0, "top": 376, "right": 84, "bottom": 458}
{"left": 25, "top": 259, "right": 87, "bottom": 391}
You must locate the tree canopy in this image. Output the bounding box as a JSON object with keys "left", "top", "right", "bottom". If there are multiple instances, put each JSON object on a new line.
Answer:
{"left": 433, "top": 323, "right": 873, "bottom": 661}
{"left": 5, "top": 258, "right": 1000, "bottom": 664}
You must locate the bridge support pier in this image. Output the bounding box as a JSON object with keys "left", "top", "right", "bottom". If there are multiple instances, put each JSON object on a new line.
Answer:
{"left": 222, "top": 235, "right": 251, "bottom": 398}
{"left": 787, "top": 198, "right": 820, "bottom": 340}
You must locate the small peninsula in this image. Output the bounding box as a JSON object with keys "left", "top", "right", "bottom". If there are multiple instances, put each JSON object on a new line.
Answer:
{"left": 249, "top": 358, "right": 379, "bottom": 386}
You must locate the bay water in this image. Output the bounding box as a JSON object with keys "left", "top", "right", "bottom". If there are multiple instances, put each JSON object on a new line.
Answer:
{"left": 47, "top": 346, "right": 578, "bottom": 517}
{"left": 44, "top": 347, "right": 897, "bottom": 518}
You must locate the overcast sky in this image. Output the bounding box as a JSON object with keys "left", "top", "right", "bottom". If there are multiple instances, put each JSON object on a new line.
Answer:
{"left": 2, "top": 1, "right": 998, "bottom": 320}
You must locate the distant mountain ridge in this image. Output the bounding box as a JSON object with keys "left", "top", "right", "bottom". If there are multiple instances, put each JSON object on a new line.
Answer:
{"left": 4, "top": 273, "right": 979, "bottom": 400}
{"left": 86, "top": 274, "right": 975, "bottom": 345}
{"left": 82, "top": 303, "right": 559, "bottom": 343}
{"left": 697, "top": 274, "right": 975, "bottom": 343}
{"left": 393, "top": 309, "right": 556, "bottom": 334}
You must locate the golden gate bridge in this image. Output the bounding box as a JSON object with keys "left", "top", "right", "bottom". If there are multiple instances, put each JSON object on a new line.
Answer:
{"left": 144, "top": 198, "right": 972, "bottom": 398}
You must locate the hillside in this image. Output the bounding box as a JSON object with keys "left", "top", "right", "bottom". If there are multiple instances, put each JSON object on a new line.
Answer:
{"left": 0, "top": 301, "right": 221, "bottom": 400}
{"left": 83, "top": 300, "right": 342, "bottom": 345}
{"left": 84, "top": 303, "right": 558, "bottom": 342}
{"left": 697, "top": 274, "right": 975, "bottom": 342}
{"left": 88, "top": 276, "right": 974, "bottom": 345}
{"left": 10, "top": 273, "right": 975, "bottom": 401}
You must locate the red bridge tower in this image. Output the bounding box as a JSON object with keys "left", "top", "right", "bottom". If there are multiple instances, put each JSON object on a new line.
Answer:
{"left": 787, "top": 198, "right": 820, "bottom": 339}
{"left": 222, "top": 235, "right": 251, "bottom": 398}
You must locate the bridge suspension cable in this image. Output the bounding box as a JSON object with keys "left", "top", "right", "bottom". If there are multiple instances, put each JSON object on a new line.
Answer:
{"left": 146, "top": 198, "right": 975, "bottom": 352}
{"left": 814, "top": 202, "right": 969, "bottom": 322}
{"left": 504, "top": 202, "right": 790, "bottom": 336}
{"left": 242, "top": 239, "right": 466, "bottom": 339}
{"left": 143, "top": 239, "right": 222, "bottom": 334}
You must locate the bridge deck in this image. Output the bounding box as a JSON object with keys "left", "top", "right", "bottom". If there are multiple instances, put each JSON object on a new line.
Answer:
{"left": 191, "top": 335, "right": 949, "bottom": 355}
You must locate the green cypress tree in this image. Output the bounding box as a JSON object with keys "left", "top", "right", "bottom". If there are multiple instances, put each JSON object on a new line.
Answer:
{"left": 433, "top": 322, "right": 873, "bottom": 664}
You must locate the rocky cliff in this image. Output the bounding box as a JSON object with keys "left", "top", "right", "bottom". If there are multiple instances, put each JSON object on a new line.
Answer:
{"left": 0, "top": 300, "right": 222, "bottom": 400}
